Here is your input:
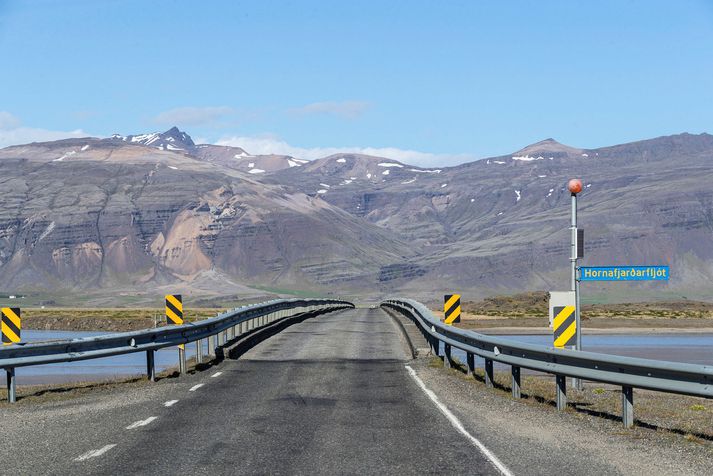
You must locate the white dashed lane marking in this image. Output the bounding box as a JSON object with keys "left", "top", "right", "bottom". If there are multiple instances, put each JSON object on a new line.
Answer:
{"left": 164, "top": 400, "right": 179, "bottom": 407}
{"left": 189, "top": 383, "right": 204, "bottom": 392}
{"left": 211, "top": 372, "right": 222, "bottom": 378}
{"left": 74, "top": 444, "right": 117, "bottom": 462}
{"left": 126, "top": 416, "right": 158, "bottom": 430}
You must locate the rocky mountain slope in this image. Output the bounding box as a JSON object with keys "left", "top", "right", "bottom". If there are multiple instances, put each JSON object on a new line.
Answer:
{"left": 0, "top": 128, "right": 711, "bottom": 302}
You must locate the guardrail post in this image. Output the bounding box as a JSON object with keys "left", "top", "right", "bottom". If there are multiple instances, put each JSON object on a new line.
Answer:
{"left": 146, "top": 350, "right": 156, "bottom": 382}
{"left": 6, "top": 368, "right": 16, "bottom": 403}
{"left": 429, "top": 336, "right": 439, "bottom": 356}
{"left": 196, "top": 340, "right": 203, "bottom": 364}
{"left": 208, "top": 334, "right": 215, "bottom": 357}
{"left": 556, "top": 375, "right": 567, "bottom": 410}
{"left": 511, "top": 366, "right": 521, "bottom": 399}
{"left": 622, "top": 386, "right": 634, "bottom": 428}
{"left": 178, "top": 346, "right": 187, "bottom": 375}
{"left": 444, "top": 344, "right": 452, "bottom": 369}
{"left": 485, "top": 359, "right": 494, "bottom": 388}
{"left": 466, "top": 352, "right": 475, "bottom": 377}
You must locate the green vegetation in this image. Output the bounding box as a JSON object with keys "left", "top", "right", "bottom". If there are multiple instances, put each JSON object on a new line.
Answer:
{"left": 434, "top": 291, "right": 713, "bottom": 320}
{"left": 21, "top": 307, "right": 227, "bottom": 332}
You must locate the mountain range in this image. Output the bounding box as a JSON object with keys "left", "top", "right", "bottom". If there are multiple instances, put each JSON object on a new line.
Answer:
{"left": 0, "top": 128, "right": 711, "bottom": 304}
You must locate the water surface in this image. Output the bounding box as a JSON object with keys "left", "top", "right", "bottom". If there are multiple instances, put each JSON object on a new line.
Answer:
{"left": 11, "top": 330, "right": 197, "bottom": 385}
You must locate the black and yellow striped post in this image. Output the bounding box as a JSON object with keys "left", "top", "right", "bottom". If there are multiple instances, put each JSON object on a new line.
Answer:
{"left": 2, "top": 307, "right": 20, "bottom": 403}
{"left": 553, "top": 305, "right": 576, "bottom": 348}
{"left": 2, "top": 307, "right": 21, "bottom": 345}
{"left": 165, "top": 295, "right": 187, "bottom": 375}
{"left": 165, "top": 294, "right": 183, "bottom": 325}
{"left": 443, "top": 294, "right": 461, "bottom": 325}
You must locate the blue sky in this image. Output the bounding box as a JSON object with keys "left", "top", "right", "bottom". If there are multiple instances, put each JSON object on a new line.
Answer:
{"left": 1, "top": 0, "right": 712, "bottom": 165}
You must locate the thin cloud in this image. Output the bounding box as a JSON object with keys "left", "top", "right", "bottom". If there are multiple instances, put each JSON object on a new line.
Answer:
{"left": 0, "top": 111, "right": 21, "bottom": 129}
{"left": 287, "top": 101, "right": 370, "bottom": 119}
{"left": 153, "top": 106, "right": 234, "bottom": 126}
{"left": 0, "top": 111, "right": 88, "bottom": 148}
{"left": 215, "top": 134, "right": 477, "bottom": 167}
{"left": 0, "top": 127, "right": 87, "bottom": 148}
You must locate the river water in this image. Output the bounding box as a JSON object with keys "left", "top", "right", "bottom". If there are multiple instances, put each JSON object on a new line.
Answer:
{"left": 11, "top": 330, "right": 197, "bottom": 385}
{"left": 444, "top": 333, "right": 713, "bottom": 372}
{"left": 7, "top": 330, "right": 713, "bottom": 385}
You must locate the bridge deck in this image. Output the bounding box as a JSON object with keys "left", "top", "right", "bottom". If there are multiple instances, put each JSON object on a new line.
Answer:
{"left": 6, "top": 307, "right": 499, "bottom": 475}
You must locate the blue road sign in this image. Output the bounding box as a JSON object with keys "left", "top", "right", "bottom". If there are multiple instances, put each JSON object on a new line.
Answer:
{"left": 579, "top": 266, "right": 669, "bottom": 282}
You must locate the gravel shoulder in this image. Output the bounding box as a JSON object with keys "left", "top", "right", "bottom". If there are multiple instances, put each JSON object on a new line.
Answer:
{"left": 390, "top": 309, "right": 713, "bottom": 475}
{"left": 411, "top": 357, "right": 713, "bottom": 475}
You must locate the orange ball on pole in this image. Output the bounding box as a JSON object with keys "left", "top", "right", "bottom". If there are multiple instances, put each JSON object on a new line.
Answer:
{"left": 568, "top": 178, "right": 583, "bottom": 194}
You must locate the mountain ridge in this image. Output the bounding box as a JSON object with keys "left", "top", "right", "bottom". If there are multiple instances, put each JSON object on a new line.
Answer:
{"left": 0, "top": 128, "right": 710, "bottom": 303}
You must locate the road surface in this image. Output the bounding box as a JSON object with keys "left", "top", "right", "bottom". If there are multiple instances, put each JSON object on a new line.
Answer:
{"left": 6, "top": 307, "right": 710, "bottom": 475}
{"left": 4, "top": 308, "right": 503, "bottom": 475}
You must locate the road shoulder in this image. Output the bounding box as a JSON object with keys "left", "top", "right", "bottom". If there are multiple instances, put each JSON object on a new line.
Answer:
{"left": 409, "top": 356, "right": 713, "bottom": 475}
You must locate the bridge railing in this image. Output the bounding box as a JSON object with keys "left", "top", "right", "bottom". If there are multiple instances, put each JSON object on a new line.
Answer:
{"left": 0, "top": 298, "right": 354, "bottom": 402}
{"left": 382, "top": 298, "right": 712, "bottom": 428}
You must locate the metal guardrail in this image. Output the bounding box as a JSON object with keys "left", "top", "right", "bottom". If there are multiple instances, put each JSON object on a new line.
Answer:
{"left": 382, "top": 298, "right": 713, "bottom": 428}
{"left": 0, "top": 298, "right": 353, "bottom": 403}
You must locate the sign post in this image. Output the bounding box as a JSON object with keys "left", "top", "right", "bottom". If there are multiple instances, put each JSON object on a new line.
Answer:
{"left": 165, "top": 294, "right": 186, "bottom": 375}
{"left": 443, "top": 294, "right": 461, "bottom": 325}
{"left": 2, "top": 307, "right": 21, "bottom": 402}
{"left": 568, "top": 179, "right": 583, "bottom": 390}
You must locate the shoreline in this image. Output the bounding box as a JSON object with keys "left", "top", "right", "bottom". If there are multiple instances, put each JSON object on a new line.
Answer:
{"left": 472, "top": 326, "right": 713, "bottom": 335}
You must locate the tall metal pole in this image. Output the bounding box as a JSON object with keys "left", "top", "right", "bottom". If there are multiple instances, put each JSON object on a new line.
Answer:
{"left": 569, "top": 180, "right": 583, "bottom": 390}
{"left": 571, "top": 192, "right": 577, "bottom": 297}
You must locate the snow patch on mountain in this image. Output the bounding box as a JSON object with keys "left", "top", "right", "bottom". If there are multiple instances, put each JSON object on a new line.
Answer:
{"left": 53, "top": 151, "right": 76, "bottom": 162}
{"left": 38, "top": 221, "right": 55, "bottom": 241}
{"left": 512, "top": 155, "right": 544, "bottom": 162}
{"left": 409, "top": 168, "right": 441, "bottom": 173}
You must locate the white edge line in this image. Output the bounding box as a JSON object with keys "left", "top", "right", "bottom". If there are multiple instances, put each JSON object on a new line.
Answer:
{"left": 189, "top": 383, "right": 205, "bottom": 392}
{"left": 74, "top": 444, "right": 117, "bottom": 462}
{"left": 164, "top": 400, "right": 179, "bottom": 407}
{"left": 211, "top": 372, "right": 222, "bottom": 378}
{"left": 405, "top": 365, "right": 514, "bottom": 476}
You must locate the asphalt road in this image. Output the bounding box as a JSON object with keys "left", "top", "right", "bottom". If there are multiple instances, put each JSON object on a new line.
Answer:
{"left": 5, "top": 308, "right": 504, "bottom": 475}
